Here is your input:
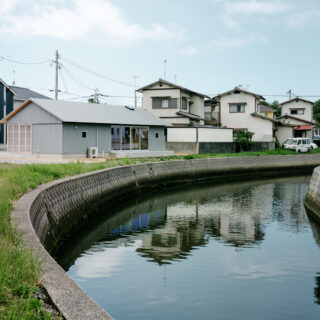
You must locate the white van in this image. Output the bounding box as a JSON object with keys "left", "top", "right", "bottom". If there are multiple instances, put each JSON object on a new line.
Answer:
{"left": 283, "top": 138, "right": 311, "bottom": 152}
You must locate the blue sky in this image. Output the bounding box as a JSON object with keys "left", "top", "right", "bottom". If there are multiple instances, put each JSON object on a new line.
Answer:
{"left": 0, "top": 0, "right": 319, "bottom": 106}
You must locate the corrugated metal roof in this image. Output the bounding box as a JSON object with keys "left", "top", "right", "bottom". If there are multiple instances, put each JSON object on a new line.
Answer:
{"left": 259, "top": 104, "right": 274, "bottom": 112}
{"left": 9, "top": 86, "right": 51, "bottom": 101}
{"left": 31, "top": 99, "right": 172, "bottom": 127}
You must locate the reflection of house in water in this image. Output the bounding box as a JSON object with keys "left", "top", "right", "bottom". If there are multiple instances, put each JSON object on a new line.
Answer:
{"left": 137, "top": 205, "right": 207, "bottom": 265}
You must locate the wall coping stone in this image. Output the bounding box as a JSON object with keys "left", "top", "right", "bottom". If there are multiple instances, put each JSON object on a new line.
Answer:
{"left": 11, "top": 154, "right": 320, "bottom": 320}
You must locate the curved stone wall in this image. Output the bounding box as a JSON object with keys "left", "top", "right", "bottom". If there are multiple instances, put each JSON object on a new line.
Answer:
{"left": 304, "top": 166, "right": 320, "bottom": 223}
{"left": 12, "top": 154, "right": 320, "bottom": 320}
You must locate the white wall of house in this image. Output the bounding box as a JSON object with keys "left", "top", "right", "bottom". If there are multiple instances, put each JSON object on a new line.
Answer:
{"left": 141, "top": 83, "right": 205, "bottom": 125}
{"left": 220, "top": 92, "right": 273, "bottom": 142}
{"left": 142, "top": 88, "right": 180, "bottom": 118}
{"left": 276, "top": 126, "right": 293, "bottom": 145}
{"left": 281, "top": 100, "right": 313, "bottom": 122}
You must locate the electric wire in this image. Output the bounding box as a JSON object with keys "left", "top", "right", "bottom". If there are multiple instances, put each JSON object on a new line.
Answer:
{"left": 60, "top": 55, "right": 135, "bottom": 88}
{"left": 0, "top": 56, "right": 51, "bottom": 65}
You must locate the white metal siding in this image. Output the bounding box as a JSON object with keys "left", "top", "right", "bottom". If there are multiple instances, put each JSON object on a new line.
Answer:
{"left": 198, "top": 128, "right": 233, "bottom": 142}
{"left": 167, "top": 128, "right": 197, "bottom": 142}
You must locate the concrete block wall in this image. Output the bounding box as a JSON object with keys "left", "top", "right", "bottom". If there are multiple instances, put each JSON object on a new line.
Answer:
{"left": 304, "top": 166, "right": 320, "bottom": 223}
{"left": 12, "top": 154, "right": 320, "bottom": 320}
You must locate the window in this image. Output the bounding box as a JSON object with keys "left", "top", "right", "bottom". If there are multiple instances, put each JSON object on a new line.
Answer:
{"left": 111, "top": 126, "right": 121, "bottom": 150}
{"left": 229, "top": 104, "right": 246, "bottom": 113}
{"left": 290, "top": 109, "right": 304, "bottom": 115}
{"left": 152, "top": 97, "right": 177, "bottom": 109}
{"left": 162, "top": 99, "right": 169, "bottom": 108}
{"left": 155, "top": 133, "right": 159, "bottom": 138}
{"left": 181, "top": 97, "right": 189, "bottom": 110}
{"left": 7, "top": 124, "right": 32, "bottom": 153}
{"left": 81, "top": 131, "right": 87, "bottom": 139}
{"left": 111, "top": 126, "right": 149, "bottom": 150}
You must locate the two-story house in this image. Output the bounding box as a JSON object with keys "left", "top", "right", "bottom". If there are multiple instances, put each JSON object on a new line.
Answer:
{"left": 137, "top": 78, "right": 209, "bottom": 126}
{"left": 275, "top": 97, "right": 316, "bottom": 144}
{"left": 214, "top": 86, "right": 275, "bottom": 142}
{"left": 0, "top": 79, "right": 15, "bottom": 150}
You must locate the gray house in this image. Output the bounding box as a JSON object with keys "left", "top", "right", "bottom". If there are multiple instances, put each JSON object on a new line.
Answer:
{"left": 1, "top": 99, "right": 172, "bottom": 158}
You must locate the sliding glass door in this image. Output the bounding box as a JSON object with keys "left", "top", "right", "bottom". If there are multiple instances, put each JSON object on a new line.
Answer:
{"left": 111, "top": 125, "right": 148, "bottom": 150}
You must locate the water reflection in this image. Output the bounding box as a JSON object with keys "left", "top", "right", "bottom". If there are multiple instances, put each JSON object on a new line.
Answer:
{"left": 56, "top": 175, "right": 320, "bottom": 320}
{"left": 57, "top": 175, "right": 311, "bottom": 268}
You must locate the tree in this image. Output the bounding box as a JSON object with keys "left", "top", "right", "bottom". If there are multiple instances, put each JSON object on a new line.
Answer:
{"left": 313, "top": 99, "right": 320, "bottom": 125}
{"left": 260, "top": 100, "right": 281, "bottom": 118}
{"left": 236, "top": 130, "right": 254, "bottom": 151}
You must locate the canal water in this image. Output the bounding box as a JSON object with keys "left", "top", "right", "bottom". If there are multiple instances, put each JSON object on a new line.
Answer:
{"left": 57, "top": 175, "right": 320, "bottom": 320}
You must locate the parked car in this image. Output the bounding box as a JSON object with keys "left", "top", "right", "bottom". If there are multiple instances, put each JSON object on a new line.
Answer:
{"left": 314, "top": 135, "right": 320, "bottom": 147}
{"left": 283, "top": 138, "right": 311, "bottom": 152}
{"left": 311, "top": 142, "right": 318, "bottom": 149}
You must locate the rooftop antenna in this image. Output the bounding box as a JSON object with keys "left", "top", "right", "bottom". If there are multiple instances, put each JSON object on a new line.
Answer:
{"left": 12, "top": 70, "right": 15, "bottom": 85}
{"left": 287, "top": 89, "right": 292, "bottom": 100}
{"left": 133, "top": 75, "right": 138, "bottom": 108}
{"left": 164, "top": 59, "right": 167, "bottom": 80}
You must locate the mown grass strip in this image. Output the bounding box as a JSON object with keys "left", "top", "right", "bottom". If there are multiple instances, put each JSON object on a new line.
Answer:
{"left": 1, "top": 148, "right": 320, "bottom": 318}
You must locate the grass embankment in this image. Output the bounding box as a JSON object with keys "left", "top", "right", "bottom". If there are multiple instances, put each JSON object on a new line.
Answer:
{"left": 1, "top": 148, "right": 320, "bottom": 319}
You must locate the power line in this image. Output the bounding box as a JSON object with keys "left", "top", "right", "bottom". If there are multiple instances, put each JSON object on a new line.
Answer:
{"left": 61, "top": 64, "right": 94, "bottom": 91}
{"left": 60, "top": 55, "right": 135, "bottom": 88}
{"left": 0, "top": 56, "right": 50, "bottom": 65}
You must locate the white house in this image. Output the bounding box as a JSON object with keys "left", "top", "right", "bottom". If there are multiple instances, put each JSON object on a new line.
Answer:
{"left": 137, "top": 78, "right": 209, "bottom": 126}
{"left": 275, "top": 97, "right": 318, "bottom": 143}
{"left": 214, "top": 87, "right": 275, "bottom": 142}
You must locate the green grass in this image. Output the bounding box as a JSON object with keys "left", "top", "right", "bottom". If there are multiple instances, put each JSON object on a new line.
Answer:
{"left": 1, "top": 148, "right": 320, "bottom": 318}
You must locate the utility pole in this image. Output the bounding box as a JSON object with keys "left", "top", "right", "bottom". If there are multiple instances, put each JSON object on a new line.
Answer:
{"left": 12, "top": 70, "right": 15, "bottom": 85}
{"left": 93, "top": 88, "right": 100, "bottom": 103}
{"left": 54, "top": 50, "right": 59, "bottom": 100}
{"left": 164, "top": 59, "right": 167, "bottom": 80}
{"left": 174, "top": 74, "right": 177, "bottom": 84}
{"left": 287, "top": 89, "right": 292, "bottom": 100}
{"left": 133, "top": 76, "right": 138, "bottom": 108}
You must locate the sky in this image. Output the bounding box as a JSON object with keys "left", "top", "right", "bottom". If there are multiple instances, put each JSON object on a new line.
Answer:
{"left": 0, "top": 0, "right": 320, "bottom": 106}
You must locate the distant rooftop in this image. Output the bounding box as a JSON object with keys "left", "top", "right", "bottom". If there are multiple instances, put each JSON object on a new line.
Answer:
{"left": 9, "top": 85, "right": 51, "bottom": 101}
{"left": 137, "top": 78, "right": 210, "bottom": 98}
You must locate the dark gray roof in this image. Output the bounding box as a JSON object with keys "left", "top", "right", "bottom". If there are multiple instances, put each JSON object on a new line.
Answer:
{"left": 9, "top": 86, "right": 51, "bottom": 101}
{"left": 279, "top": 97, "right": 314, "bottom": 106}
{"left": 259, "top": 104, "right": 274, "bottom": 112}
{"left": 214, "top": 86, "right": 265, "bottom": 100}
{"left": 176, "top": 110, "right": 205, "bottom": 121}
{"left": 137, "top": 78, "right": 210, "bottom": 98}
{"left": 28, "top": 99, "right": 172, "bottom": 127}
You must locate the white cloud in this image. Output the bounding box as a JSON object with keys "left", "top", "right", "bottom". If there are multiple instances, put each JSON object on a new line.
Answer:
{"left": 285, "top": 10, "right": 320, "bottom": 28}
{"left": 223, "top": 0, "right": 292, "bottom": 15}
{"left": 212, "top": 34, "right": 267, "bottom": 49}
{"left": 179, "top": 46, "right": 199, "bottom": 56}
{"left": 0, "top": 0, "right": 185, "bottom": 46}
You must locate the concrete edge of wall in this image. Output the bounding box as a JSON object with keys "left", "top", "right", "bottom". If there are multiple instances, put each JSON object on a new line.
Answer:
{"left": 304, "top": 166, "right": 320, "bottom": 223}
{"left": 11, "top": 154, "right": 320, "bottom": 320}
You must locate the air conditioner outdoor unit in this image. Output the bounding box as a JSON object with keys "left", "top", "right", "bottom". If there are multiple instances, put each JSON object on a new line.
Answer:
{"left": 88, "top": 147, "right": 98, "bottom": 158}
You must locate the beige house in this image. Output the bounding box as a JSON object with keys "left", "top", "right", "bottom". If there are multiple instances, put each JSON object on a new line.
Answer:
{"left": 275, "top": 97, "right": 318, "bottom": 143}
{"left": 214, "top": 87, "right": 275, "bottom": 142}
{"left": 137, "top": 78, "right": 209, "bottom": 126}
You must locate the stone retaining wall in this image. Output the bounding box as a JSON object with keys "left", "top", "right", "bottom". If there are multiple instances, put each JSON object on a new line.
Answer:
{"left": 12, "top": 154, "right": 320, "bottom": 320}
{"left": 304, "top": 166, "right": 320, "bottom": 223}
